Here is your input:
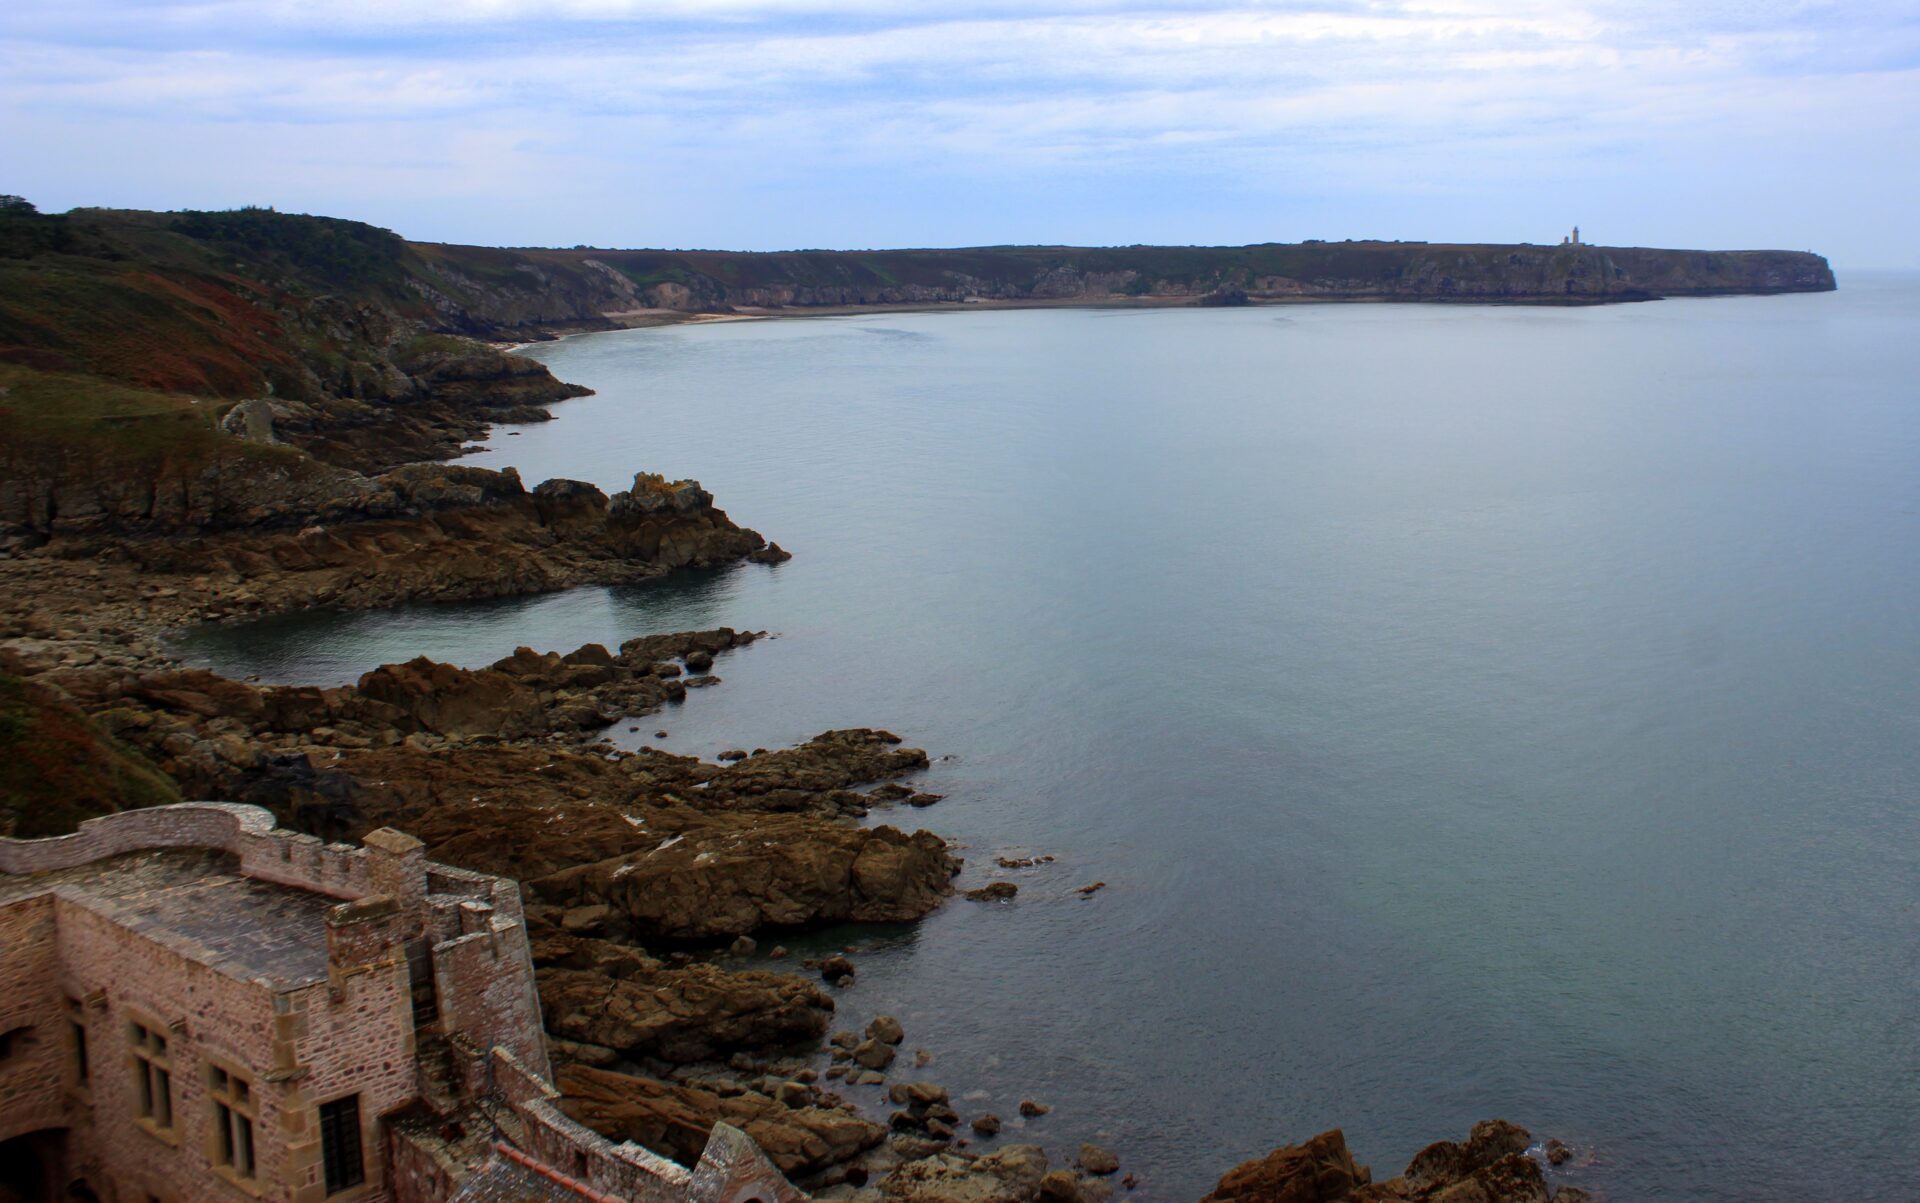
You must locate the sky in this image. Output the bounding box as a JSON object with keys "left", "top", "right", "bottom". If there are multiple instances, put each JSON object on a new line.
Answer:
{"left": 4, "top": 2, "right": 1918, "bottom": 265}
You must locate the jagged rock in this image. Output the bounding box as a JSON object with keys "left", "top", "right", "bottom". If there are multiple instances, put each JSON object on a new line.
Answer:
{"left": 220, "top": 398, "right": 282, "bottom": 445}
{"left": 521, "top": 816, "right": 957, "bottom": 940}
{"left": 1197, "top": 1129, "right": 1368, "bottom": 1203}
{"left": 1018, "top": 1100, "right": 1050, "bottom": 1118}
{"left": 823, "top": 955, "right": 858, "bottom": 981}
{"left": 881, "top": 1145, "right": 1049, "bottom": 1203}
{"left": 355, "top": 657, "right": 542, "bottom": 739}
{"left": 1200, "top": 1121, "right": 1547, "bottom": 1203}
{"left": 853, "top": 1039, "right": 897, "bottom": 1071}
{"left": 545, "top": 1038, "right": 621, "bottom": 1068}
{"left": 1402, "top": 1121, "right": 1532, "bottom": 1193}
{"left": 1038, "top": 1170, "right": 1111, "bottom": 1203}
{"left": 1079, "top": 1145, "right": 1118, "bottom": 1176}
{"left": 777, "top": 1081, "right": 813, "bottom": 1108}
{"left": 558, "top": 1063, "right": 884, "bottom": 1176}
{"left": 537, "top": 960, "right": 831, "bottom": 1063}
{"left": 560, "top": 904, "right": 613, "bottom": 934}
{"left": 868, "top": 1015, "right": 905, "bottom": 1045}
{"left": 965, "top": 882, "right": 1018, "bottom": 902}
{"left": 887, "top": 1082, "right": 948, "bottom": 1108}
{"left": 1425, "top": 1156, "right": 1548, "bottom": 1203}
{"left": 972, "top": 1115, "right": 1002, "bottom": 1137}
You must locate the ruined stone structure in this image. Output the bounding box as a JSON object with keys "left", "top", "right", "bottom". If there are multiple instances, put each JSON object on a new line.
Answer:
{"left": 0, "top": 803, "right": 799, "bottom": 1203}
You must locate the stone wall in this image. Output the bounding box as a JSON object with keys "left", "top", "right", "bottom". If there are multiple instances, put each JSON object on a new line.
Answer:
{"left": 434, "top": 904, "right": 549, "bottom": 1081}
{"left": 1, "top": 802, "right": 796, "bottom": 1203}
{"left": 0, "top": 893, "right": 67, "bottom": 1146}
{"left": 489, "top": 1051, "right": 798, "bottom": 1203}
{"left": 0, "top": 804, "right": 524, "bottom": 915}
{"left": 45, "top": 895, "right": 308, "bottom": 1202}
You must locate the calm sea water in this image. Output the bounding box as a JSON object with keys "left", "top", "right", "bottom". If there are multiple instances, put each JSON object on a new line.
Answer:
{"left": 180, "top": 279, "right": 1920, "bottom": 1201}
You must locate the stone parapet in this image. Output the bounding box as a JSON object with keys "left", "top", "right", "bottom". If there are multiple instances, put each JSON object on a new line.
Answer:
{"left": 485, "top": 1050, "right": 800, "bottom": 1203}
{"left": 0, "top": 803, "right": 521, "bottom": 916}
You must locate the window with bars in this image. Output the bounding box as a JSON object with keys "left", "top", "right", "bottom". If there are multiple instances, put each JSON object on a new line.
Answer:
{"left": 129, "top": 1021, "right": 172, "bottom": 1131}
{"left": 319, "top": 1094, "right": 364, "bottom": 1195}
{"left": 209, "top": 1064, "right": 257, "bottom": 1179}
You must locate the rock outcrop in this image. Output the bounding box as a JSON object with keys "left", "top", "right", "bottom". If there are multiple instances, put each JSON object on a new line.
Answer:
{"left": 3, "top": 460, "right": 771, "bottom": 624}
{"left": 881, "top": 1145, "right": 1052, "bottom": 1203}
{"left": 538, "top": 958, "right": 833, "bottom": 1064}
{"left": 1197, "top": 1122, "right": 1583, "bottom": 1203}
{"left": 557, "top": 1063, "right": 888, "bottom": 1176}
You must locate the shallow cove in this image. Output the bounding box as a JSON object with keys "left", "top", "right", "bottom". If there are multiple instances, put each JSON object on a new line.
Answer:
{"left": 178, "top": 278, "right": 1920, "bottom": 1202}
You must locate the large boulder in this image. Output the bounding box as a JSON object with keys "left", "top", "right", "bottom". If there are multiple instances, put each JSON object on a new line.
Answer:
{"left": 557, "top": 1063, "right": 885, "bottom": 1176}
{"left": 881, "top": 1145, "right": 1051, "bottom": 1203}
{"left": 538, "top": 962, "right": 833, "bottom": 1063}
{"left": 1201, "top": 1122, "right": 1558, "bottom": 1203}
{"left": 1198, "top": 1129, "right": 1369, "bottom": 1203}
{"left": 535, "top": 819, "right": 959, "bottom": 939}
{"left": 355, "top": 657, "right": 542, "bottom": 739}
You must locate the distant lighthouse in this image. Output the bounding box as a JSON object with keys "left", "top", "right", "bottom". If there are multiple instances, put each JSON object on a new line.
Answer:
{"left": 1561, "top": 226, "right": 1582, "bottom": 246}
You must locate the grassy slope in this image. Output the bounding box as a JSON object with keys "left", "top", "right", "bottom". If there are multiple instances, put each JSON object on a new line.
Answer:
{"left": 478, "top": 238, "right": 1835, "bottom": 304}
{"left": 0, "top": 204, "right": 1838, "bottom": 409}
{"left": 0, "top": 672, "right": 182, "bottom": 837}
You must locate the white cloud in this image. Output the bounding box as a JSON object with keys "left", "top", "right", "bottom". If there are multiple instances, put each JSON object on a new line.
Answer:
{"left": 3, "top": 1, "right": 1917, "bottom": 260}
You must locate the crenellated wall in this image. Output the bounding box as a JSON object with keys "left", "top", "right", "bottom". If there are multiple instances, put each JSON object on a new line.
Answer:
{"left": 483, "top": 1051, "right": 798, "bottom": 1203}
{"left": 0, "top": 803, "right": 798, "bottom": 1203}
{"left": 0, "top": 803, "right": 525, "bottom": 917}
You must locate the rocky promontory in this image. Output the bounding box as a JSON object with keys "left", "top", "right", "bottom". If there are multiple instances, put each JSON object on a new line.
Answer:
{"left": 0, "top": 196, "right": 1628, "bottom": 1203}
{"left": 1198, "top": 1121, "right": 1586, "bottom": 1203}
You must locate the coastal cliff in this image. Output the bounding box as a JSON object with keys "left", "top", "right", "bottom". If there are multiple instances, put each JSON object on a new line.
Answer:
{"left": 490, "top": 239, "right": 1834, "bottom": 315}
{"left": 0, "top": 198, "right": 1765, "bottom": 1203}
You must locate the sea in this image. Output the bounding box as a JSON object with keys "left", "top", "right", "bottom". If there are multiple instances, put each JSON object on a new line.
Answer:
{"left": 178, "top": 274, "right": 1920, "bottom": 1201}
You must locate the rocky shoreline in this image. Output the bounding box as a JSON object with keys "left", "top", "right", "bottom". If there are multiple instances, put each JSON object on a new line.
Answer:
{"left": 0, "top": 583, "right": 1595, "bottom": 1203}
{"left": 2, "top": 198, "right": 1598, "bottom": 1201}
{"left": 0, "top": 518, "right": 1601, "bottom": 1203}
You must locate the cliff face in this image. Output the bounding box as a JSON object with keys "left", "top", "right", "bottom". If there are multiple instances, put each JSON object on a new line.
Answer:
{"left": 0, "top": 207, "right": 1837, "bottom": 406}
{"left": 0, "top": 206, "right": 591, "bottom": 475}
{"left": 405, "top": 238, "right": 1835, "bottom": 319}
{"left": 0, "top": 205, "right": 775, "bottom": 601}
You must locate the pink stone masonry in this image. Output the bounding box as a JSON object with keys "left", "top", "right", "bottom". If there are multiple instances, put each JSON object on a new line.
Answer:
{"left": 0, "top": 803, "right": 799, "bottom": 1203}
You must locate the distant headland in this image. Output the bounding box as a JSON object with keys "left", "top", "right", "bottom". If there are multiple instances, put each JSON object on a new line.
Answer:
{"left": 0, "top": 202, "right": 1836, "bottom": 366}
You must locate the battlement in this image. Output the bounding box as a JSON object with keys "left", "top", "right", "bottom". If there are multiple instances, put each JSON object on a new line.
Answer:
{"left": 0, "top": 803, "right": 800, "bottom": 1203}
{"left": 483, "top": 1050, "right": 798, "bottom": 1203}
{"left": 0, "top": 801, "right": 523, "bottom": 919}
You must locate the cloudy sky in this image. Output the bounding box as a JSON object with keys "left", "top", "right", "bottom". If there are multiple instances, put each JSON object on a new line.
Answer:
{"left": 5, "top": 2, "right": 1916, "bottom": 264}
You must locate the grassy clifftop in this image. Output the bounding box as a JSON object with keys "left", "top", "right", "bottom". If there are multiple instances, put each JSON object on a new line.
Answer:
{"left": 0, "top": 200, "right": 1837, "bottom": 538}
{"left": 486, "top": 237, "right": 1835, "bottom": 311}
{"left": 0, "top": 203, "right": 1837, "bottom": 405}
{"left": 0, "top": 670, "right": 181, "bottom": 837}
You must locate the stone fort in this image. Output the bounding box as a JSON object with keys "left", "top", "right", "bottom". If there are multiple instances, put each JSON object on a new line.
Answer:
{"left": 0, "top": 802, "right": 799, "bottom": 1203}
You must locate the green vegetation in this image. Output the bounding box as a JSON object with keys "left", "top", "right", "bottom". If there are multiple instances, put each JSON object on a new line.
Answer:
{"left": 170, "top": 206, "right": 408, "bottom": 293}
{"left": 0, "top": 363, "right": 302, "bottom": 530}
{"left": 0, "top": 673, "right": 181, "bottom": 838}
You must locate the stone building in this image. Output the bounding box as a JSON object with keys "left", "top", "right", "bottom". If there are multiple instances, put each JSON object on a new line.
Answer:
{"left": 0, "top": 803, "right": 797, "bottom": 1203}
